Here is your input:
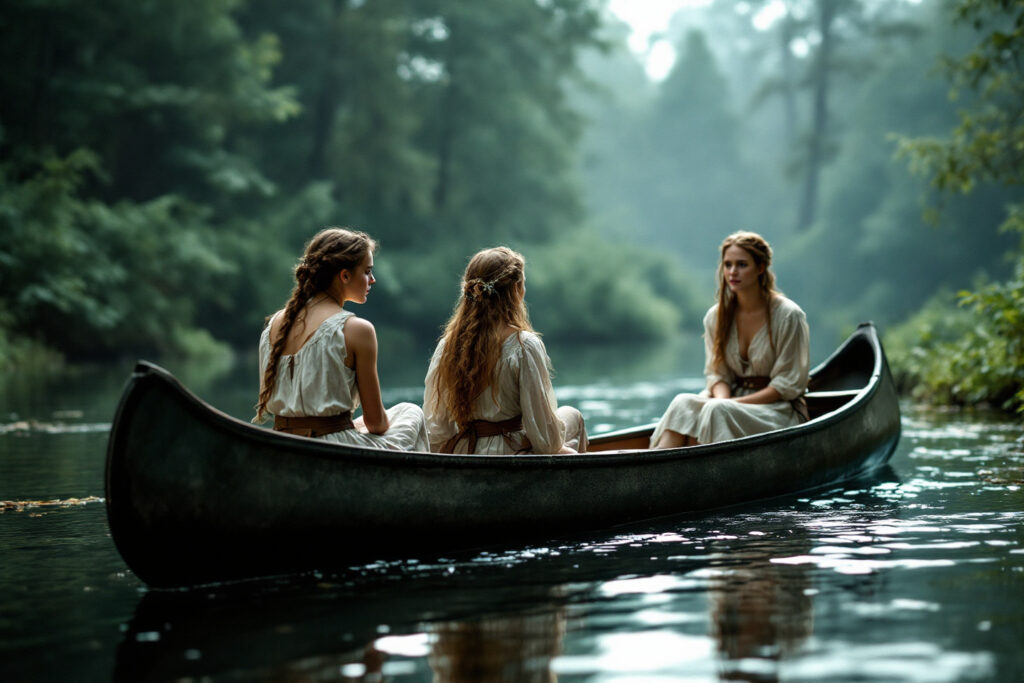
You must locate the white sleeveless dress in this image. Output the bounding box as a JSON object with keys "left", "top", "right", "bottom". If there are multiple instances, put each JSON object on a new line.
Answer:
{"left": 423, "top": 331, "right": 587, "bottom": 454}
{"left": 650, "top": 296, "right": 810, "bottom": 446}
{"left": 259, "top": 310, "right": 428, "bottom": 451}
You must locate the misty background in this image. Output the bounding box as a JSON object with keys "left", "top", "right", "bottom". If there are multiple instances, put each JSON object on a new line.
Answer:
{"left": 1, "top": 0, "right": 1020, "bottom": 380}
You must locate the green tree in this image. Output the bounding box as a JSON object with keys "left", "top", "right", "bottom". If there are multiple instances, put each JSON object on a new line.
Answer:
{"left": 410, "top": 0, "right": 603, "bottom": 245}
{"left": 0, "top": 0, "right": 298, "bottom": 359}
{"left": 363, "top": 0, "right": 606, "bottom": 335}
{"left": 0, "top": 0, "right": 629, "bottom": 361}
{"left": 777, "top": 2, "right": 1017, "bottom": 344}
{"left": 747, "top": 0, "right": 921, "bottom": 231}
{"left": 590, "top": 28, "right": 758, "bottom": 271}
{"left": 646, "top": 30, "right": 749, "bottom": 259}
{"left": 238, "top": 0, "right": 433, "bottom": 245}
{"left": 893, "top": 0, "right": 1024, "bottom": 412}
{"left": 0, "top": 0, "right": 296, "bottom": 203}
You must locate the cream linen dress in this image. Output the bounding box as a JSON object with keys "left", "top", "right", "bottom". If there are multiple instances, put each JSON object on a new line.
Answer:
{"left": 650, "top": 296, "right": 810, "bottom": 446}
{"left": 259, "top": 310, "right": 429, "bottom": 451}
{"left": 423, "top": 331, "right": 587, "bottom": 454}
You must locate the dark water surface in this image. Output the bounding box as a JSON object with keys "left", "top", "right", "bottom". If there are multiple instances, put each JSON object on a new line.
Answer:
{"left": 1, "top": 345, "right": 1022, "bottom": 682}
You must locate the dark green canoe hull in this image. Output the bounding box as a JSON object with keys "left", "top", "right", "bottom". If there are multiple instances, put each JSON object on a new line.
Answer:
{"left": 105, "top": 322, "right": 900, "bottom": 587}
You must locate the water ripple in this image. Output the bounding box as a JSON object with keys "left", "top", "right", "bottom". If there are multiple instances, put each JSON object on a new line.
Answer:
{"left": 0, "top": 420, "right": 110, "bottom": 435}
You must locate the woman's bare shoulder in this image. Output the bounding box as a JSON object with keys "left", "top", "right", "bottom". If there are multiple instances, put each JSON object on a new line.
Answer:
{"left": 341, "top": 314, "right": 375, "bottom": 339}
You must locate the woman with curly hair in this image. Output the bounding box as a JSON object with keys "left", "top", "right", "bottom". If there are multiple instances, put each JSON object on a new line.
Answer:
{"left": 650, "top": 231, "right": 810, "bottom": 448}
{"left": 424, "top": 247, "right": 587, "bottom": 455}
{"left": 255, "top": 227, "right": 428, "bottom": 451}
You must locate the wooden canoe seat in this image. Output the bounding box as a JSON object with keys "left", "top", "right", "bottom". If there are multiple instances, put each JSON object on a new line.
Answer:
{"left": 805, "top": 389, "right": 862, "bottom": 419}
{"left": 588, "top": 430, "right": 654, "bottom": 452}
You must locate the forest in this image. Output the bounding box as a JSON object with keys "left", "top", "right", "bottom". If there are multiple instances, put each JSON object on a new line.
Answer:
{"left": 1, "top": 0, "right": 1021, "bottom": 412}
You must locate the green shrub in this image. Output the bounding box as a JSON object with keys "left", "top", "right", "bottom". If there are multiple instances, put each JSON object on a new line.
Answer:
{"left": 886, "top": 254, "right": 1024, "bottom": 413}
{"left": 0, "top": 318, "right": 64, "bottom": 377}
{"left": 524, "top": 232, "right": 703, "bottom": 343}
{"left": 0, "top": 151, "right": 236, "bottom": 359}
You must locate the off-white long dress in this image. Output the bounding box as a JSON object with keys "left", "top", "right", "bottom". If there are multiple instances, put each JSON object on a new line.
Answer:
{"left": 423, "top": 331, "right": 587, "bottom": 454}
{"left": 649, "top": 296, "right": 810, "bottom": 446}
{"left": 258, "top": 310, "right": 429, "bottom": 451}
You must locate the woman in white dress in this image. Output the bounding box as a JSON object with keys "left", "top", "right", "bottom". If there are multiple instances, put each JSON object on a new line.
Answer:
{"left": 424, "top": 247, "right": 587, "bottom": 455}
{"left": 650, "top": 231, "right": 810, "bottom": 448}
{"left": 254, "top": 228, "right": 428, "bottom": 451}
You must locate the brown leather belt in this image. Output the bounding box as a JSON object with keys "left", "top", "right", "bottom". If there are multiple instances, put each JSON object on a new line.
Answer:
{"left": 735, "top": 376, "right": 809, "bottom": 423}
{"left": 440, "top": 416, "right": 528, "bottom": 454}
{"left": 274, "top": 412, "right": 354, "bottom": 438}
{"left": 736, "top": 375, "right": 771, "bottom": 390}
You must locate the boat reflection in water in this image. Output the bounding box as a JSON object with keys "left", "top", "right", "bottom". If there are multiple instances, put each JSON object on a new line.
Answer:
{"left": 114, "top": 468, "right": 896, "bottom": 682}
{"left": 114, "top": 582, "right": 568, "bottom": 682}
{"left": 114, "top": 545, "right": 802, "bottom": 682}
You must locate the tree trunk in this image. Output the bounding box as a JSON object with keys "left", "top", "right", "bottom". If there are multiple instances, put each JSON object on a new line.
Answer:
{"left": 308, "top": 0, "right": 346, "bottom": 180}
{"left": 780, "top": 7, "right": 798, "bottom": 145}
{"left": 28, "top": 15, "right": 54, "bottom": 149}
{"left": 797, "top": 0, "right": 834, "bottom": 231}
{"left": 433, "top": 84, "right": 456, "bottom": 212}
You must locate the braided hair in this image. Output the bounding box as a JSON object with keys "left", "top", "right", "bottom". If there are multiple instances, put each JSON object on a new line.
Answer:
{"left": 254, "top": 227, "right": 376, "bottom": 423}
{"left": 711, "top": 231, "right": 780, "bottom": 373}
{"left": 434, "top": 247, "right": 534, "bottom": 426}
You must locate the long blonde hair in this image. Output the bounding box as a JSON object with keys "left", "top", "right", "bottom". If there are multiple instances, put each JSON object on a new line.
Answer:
{"left": 712, "top": 231, "right": 780, "bottom": 372}
{"left": 434, "top": 247, "right": 534, "bottom": 426}
{"left": 254, "top": 227, "right": 376, "bottom": 423}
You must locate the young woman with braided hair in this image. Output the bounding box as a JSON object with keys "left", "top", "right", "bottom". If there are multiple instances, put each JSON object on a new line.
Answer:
{"left": 255, "top": 228, "right": 428, "bottom": 451}
{"left": 650, "top": 231, "right": 810, "bottom": 448}
{"left": 423, "top": 247, "right": 587, "bottom": 454}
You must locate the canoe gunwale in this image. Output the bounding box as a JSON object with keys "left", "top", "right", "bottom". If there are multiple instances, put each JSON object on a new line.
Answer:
{"left": 111, "top": 322, "right": 889, "bottom": 472}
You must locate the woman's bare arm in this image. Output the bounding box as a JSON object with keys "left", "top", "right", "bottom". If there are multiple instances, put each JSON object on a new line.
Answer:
{"left": 345, "top": 317, "right": 389, "bottom": 434}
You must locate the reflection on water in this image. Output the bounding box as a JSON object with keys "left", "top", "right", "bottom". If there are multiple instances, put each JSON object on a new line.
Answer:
{"left": 428, "top": 609, "right": 565, "bottom": 682}
{"left": 1, "top": 357, "right": 1023, "bottom": 681}
{"left": 709, "top": 540, "right": 814, "bottom": 681}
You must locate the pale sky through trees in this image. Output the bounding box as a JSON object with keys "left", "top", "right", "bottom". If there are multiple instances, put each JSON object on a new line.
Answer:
{"left": 607, "top": 0, "right": 780, "bottom": 80}
{"left": 609, "top": 0, "right": 922, "bottom": 80}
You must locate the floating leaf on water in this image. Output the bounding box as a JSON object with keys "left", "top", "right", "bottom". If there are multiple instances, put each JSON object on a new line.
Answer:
{"left": 977, "top": 467, "right": 1024, "bottom": 485}
{"left": 0, "top": 496, "right": 105, "bottom": 513}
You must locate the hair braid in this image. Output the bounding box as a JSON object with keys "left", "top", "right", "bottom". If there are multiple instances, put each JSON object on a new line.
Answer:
{"left": 254, "top": 227, "right": 376, "bottom": 423}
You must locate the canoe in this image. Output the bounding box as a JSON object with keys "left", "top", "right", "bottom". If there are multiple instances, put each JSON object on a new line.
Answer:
{"left": 105, "top": 322, "right": 900, "bottom": 588}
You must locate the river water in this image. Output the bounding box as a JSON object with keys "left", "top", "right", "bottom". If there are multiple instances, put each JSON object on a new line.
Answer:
{"left": 1, "top": 342, "right": 1022, "bottom": 682}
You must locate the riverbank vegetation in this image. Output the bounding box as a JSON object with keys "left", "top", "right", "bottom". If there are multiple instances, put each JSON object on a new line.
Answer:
{"left": 0, "top": 0, "right": 699, "bottom": 373}
{"left": 888, "top": 0, "right": 1024, "bottom": 413}
{"left": 1, "top": 0, "right": 1020, "bottom": 414}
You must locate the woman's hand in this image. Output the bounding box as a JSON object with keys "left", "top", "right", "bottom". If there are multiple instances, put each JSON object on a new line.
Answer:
{"left": 710, "top": 381, "right": 732, "bottom": 399}
{"left": 732, "top": 386, "right": 782, "bottom": 405}
{"left": 353, "top": 415, "right": 369, "bottom": 434}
